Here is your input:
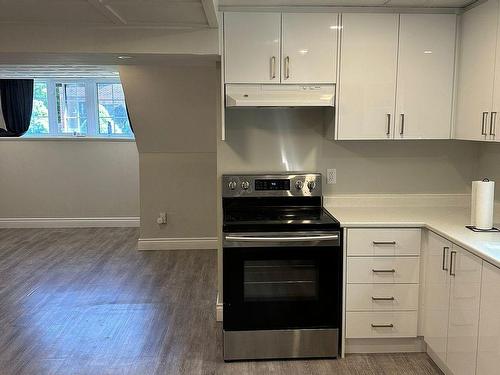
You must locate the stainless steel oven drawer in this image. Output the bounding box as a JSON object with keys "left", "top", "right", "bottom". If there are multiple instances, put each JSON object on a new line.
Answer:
{"left": 223, "top": 328, "right": 339, "bottom": 361}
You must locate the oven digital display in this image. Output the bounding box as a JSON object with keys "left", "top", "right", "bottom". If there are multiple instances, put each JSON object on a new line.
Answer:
{"left": 254, "top": 179, "right": 291, "bottom": 191}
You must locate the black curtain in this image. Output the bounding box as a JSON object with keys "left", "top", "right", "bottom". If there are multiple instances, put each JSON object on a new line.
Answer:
{"left": 0, "top": 79, "right": 34, "bottom": 137}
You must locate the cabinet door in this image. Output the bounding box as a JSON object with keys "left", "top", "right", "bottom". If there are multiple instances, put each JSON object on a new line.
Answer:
{"left": 337, "top": 13, "right": 399, "bottom": 140}
{"left": 423, "top": 232, "right": 452, "bottom": 365}
{"left": 395, "top": 14, "right": 456, "bottom": 140}
{"left": 224, "top": 12, "right": 281, "bottom": 84}
{"left": 476, "top": 262, "right": 500, "bottom": 375}
{"left": 455, "top": 0, "right": 498, "bottom": 141}
{"left": 446, "top": 246, "right": 482, "bottom": 375}
{"left": 281, "top": 13, "right": 338, "bottom": 84}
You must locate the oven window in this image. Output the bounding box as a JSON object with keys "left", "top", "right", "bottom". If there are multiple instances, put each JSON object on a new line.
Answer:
{"left": 243, "top": 259, "right": 319, "bottom": 301}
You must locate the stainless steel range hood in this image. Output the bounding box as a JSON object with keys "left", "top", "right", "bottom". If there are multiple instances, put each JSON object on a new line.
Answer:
{"left": 225, "top": 84, "right": 335, "bottom": 107}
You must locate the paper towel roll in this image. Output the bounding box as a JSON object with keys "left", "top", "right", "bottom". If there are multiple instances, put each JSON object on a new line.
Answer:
{"left": 474, "top": 180, "right": 495, "bottom": 230}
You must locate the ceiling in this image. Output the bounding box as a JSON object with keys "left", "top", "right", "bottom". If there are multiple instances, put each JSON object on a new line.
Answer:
{"left": 0, "top": 0, "right": 218, "bottom": 29}
{"left": 219, "top": 0, "right": 477, "bottom": 7}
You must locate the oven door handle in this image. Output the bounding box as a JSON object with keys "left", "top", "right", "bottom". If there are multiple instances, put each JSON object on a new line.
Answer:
{"left": 224, "top": 234, "right": 339, "bottom": 242}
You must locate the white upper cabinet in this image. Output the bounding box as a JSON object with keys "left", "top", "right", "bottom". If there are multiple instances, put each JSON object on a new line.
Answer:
{"left": 337, "top": 13, "right": 399, "bottom": 140}
{"left": 476, "top": 262, "right": 500, "bottom": 375}
{"left": 224, "top": 12, "right": 281, "bottom": 84}
{"left": 423, "top": 231, "right": 452, "bottom": 365}
{"left": 395, "top": 14, "right": 456, "bottom": 140}
{"left": 446, "top": 245, "right": 482, "bottom": 375}
{"left": 455, "top": 0, "right": 499, "bottom": 141}
{"left": 281, "top": 13, "right": 338, "bottom": 84}
{"left": 224, "top": 12, "right": 338, "bottom": 85}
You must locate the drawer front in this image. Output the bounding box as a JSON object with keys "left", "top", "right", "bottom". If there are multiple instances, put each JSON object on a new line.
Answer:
{"left": 346, "top": 311, "right": 418, "bottom": 338}
{"left": 346, "top": 283, "right": 419, "bottom": 311}
{"left": 347, "top": 257, "right": 420, "bottom": 284}
{"left": 347, "top": 228, "right": 421, "bottom": 256}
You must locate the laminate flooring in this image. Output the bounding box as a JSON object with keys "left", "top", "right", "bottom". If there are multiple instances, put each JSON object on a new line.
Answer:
{"left": 0, "top": 228, "right": 443, "bottom": 375}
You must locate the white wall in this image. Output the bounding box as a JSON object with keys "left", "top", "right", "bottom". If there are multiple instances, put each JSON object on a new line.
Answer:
{"left": 0, "top": 140, "right": 139, "bottom": 218}
{"left": 478, "top": 142, "right": 500, "bottom": 202}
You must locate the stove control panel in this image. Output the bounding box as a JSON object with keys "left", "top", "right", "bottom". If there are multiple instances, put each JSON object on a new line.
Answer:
{"left": 223, "top": 173, "right": 322, "bottom": 197}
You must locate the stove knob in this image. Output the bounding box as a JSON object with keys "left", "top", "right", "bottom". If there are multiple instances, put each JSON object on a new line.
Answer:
{"left": 241, "top": 181, "right": 250, "bottom": 190}
{"left": 307, "top": 180, "right": 316, "bottom": 191}
{"left": 295, "top": 180, "right": 304, "bottom": 190}
{"left": 228, "top": 181, "right": 237, "bottom": 190}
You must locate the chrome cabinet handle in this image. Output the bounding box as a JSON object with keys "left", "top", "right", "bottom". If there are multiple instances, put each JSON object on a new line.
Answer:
{"left": 373, "top": 241, "right": 396, "bottom": 245}
{"left": 490, "top": 111, "right": 497, "bottom": 136}
{"left": 482, "top": 112, "right": 489, "bottom": 135}
{"left": 372, "top": 269, "right": 396, "bottom": 273}
{"left": 386, "top": 114, "right": 391, "bottom": 136}
{"left": 442, "top": 246, "right": 449, "bottom": 271}
{"left": 371, "top": 323, "right": 394, "bottom": 328}
{"left": 270, "top": 56, "right": 276, "bottom": 79}
{"left": 372, "top": 296, "right": 395, "bottom": 301}
{"left": 450, "top": 250, "right": 457, "bottom": 276}
{"left": 225, "top": 234, "right": 339, "bottom": 242}
{"left": 284, "top": 56, "right": 290, "bottom": 79}
{"left": 400, "top": 114, "right": 405, "bottom": 135}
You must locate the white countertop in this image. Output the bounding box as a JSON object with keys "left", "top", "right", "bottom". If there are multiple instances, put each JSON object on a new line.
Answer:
{"left": 324, "top": 205, "right": 500, "bottom": 269}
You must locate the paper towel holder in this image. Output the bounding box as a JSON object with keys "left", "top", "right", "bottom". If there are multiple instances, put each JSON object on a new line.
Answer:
{"left": 466, "top": 225, "right": 500, "bottom": 232}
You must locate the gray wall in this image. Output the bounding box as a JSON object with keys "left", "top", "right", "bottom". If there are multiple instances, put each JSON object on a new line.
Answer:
{"left": 0, "top": 140, "right": 139, "bottom": 218}
{"left": 120, "top": 63, "right": 217, "bottom": 240}
{"left": 478, "top": 142, "right": 500, "bottom": 201}
{"left": 220, "top": 108, "right": 480, "bottom": 195}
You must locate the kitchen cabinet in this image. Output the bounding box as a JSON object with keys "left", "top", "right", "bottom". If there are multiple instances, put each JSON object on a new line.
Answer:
{"left": 395, "top": 14, "right": 456, "bottom": 139}
{"left": 281, "top": 13, "right": 338, "bottom": 84}
{"left": 476, "top": 262, "right": 500, "bottom": 375}
{"left": 423, "top": 231, "right": 483, "bottom": 375}
{"left": 224, "top": 12, "right": 281, "bottom": 84}
{"left": 337, "top": 13, "right": 399, "bottom": 140}
{"left": 455, "top": 0, "right": 499, "bottom": 141}
{"left": 337, "top": 13, "right": 456, "bottom": 140}
{"left": 224, "top": 12, "right": 338, "bottom": 84}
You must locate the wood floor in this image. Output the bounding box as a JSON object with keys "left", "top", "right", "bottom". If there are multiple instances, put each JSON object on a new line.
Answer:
{"left": 0, "top": 228, "right": 443, "bottom": 375}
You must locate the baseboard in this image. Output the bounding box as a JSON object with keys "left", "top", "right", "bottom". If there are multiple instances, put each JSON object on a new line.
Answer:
{"left": 345, "top": 337, "right": 426, "bottom": 354}
{"left": 137, "top": 237, "right": 218, "bottom": 251}
{"left": 427, "top": 345, "right": 452, "bottom": 375}
{"left": 0, "top": 217, "right": 140, "bottom": 228}
{"left": 216, "top": 292, "right": 223, "bottom": 322}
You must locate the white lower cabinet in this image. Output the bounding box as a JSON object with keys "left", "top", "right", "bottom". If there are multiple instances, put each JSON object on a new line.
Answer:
{"left": 345, "top": 228, "right": 421, "bottom": 340}
{"left": 423, "top": 231, "right": 483, "bottom": 375}
{"left": 476, "top": 262, "right": 500, "bottom": 375}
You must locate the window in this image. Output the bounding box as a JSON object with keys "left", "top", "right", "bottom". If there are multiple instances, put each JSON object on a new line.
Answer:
{"left": 25, "top": 79, "right": 133, "bottom": 139}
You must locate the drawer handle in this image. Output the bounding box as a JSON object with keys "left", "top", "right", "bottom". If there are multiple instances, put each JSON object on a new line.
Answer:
{"left": 372, "top": 269, "right": 396, "bottom": 273}
{"left": 372, "top": 296, "right": 395, "bottom": 301}
{"left": 371, "top": 323, "right": 394, "bottom": 328}
{"left": 372, "top": 241, "right": 396, "bottom": 245}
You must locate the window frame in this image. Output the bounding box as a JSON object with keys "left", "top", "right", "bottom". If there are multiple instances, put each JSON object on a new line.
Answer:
{"left": 22, "top": 77, "right": 134, "bottom": 140}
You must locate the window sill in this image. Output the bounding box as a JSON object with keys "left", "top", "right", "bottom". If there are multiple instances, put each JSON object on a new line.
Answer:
{"left": 0, "top": 136, "right": 135, "bottom": 142}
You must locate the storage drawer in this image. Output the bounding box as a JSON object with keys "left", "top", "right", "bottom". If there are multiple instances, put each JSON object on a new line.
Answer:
{"left": 346, "top": 283, "right": 419, "bottom": 311}
{"left": 347, "top": 257, "right": 420, "bottom": 284}
{"left": 347, "top": 228, "right": 421, "bottom": 256}
{"left": 346, "top": 311, "right": 418, "bottom": 338}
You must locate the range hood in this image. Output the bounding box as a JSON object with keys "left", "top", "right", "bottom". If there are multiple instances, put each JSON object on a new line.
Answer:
{"left": 225, "top": 84, "right": 335, "bottom": 107}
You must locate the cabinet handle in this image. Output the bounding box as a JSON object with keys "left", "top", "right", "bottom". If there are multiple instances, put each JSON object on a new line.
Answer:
{"left": 372, "top": 241, "right": 396, "bottom": 245}
{"left": 386, "top": 114, "right": 391, "bottom": 136}
{"left": 400, "top": 114, "right": 405, "bottom": 135}
{"left": 270, "top": 56, "right": 276, "bottom": 79}
{"left": 372, "top": 269, "right": 396, "bottom": 273}
{"left": 490, "top": 111, "right": 497, "bottom": 136}
{"left": 372, "top": 296, "right": 395, "bottom": 301}
{"left": 371, "top": 323, "right": 394, "bottom": 328}
{"left": 450, "top": 250, "right": 457, "bottom": 276}
{"left": 482, "top": 112, "right": 489, "bottom": 135}
{"left": 442, "top": 246, "right": 449, "bottom": 271}
{"left": 285, "top": 56, "right": 290, "bottom": 79}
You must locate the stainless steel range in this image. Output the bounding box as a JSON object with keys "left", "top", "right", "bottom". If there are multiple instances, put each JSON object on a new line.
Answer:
{"left": 222, "top": 173, "right": 343, "bottom": 361}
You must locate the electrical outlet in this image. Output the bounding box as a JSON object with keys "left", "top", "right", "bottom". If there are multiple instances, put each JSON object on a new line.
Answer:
{"left": 327, "top": 169, "right": 336, "bottom": 184}
{"left": 157, "top": 212, "right": 167, "bottom": 225}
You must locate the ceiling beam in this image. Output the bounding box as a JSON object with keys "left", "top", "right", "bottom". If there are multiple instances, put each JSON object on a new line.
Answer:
{"left": 202, "top": 0, "right": 219, "bottom": 28}
{"left": 87, "top": 0, "right": 127, "bottom": 25}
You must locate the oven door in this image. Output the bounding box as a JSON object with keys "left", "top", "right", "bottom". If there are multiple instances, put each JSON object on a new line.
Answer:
{"left": 223, "top": 231, "right": 342, "bottom": 332}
